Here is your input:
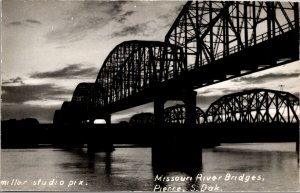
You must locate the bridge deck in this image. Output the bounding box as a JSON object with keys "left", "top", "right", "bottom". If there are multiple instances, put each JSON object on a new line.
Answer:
{"left": 99, "top": 30, "right": 298, "bottom": 114}
{"left": 46, "top": 122, "right": 299, "bottom": 146}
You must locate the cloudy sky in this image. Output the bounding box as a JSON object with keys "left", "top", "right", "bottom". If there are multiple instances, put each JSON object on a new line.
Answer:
{"left": 2, "top": 0, "right": 299, "bottom": 123}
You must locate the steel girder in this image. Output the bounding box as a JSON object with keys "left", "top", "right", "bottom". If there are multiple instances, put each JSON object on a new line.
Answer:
{"left": 206, "top": 89, "right": 299, "bottom": 124}
{"left": 95, "top": 40, "right": 185, "bottom": 106}
{"left": 165, "top": 1, "right": 298, "bottom": 68}
{"left": 164, "top": 104, "right": 206, "bottom": 124}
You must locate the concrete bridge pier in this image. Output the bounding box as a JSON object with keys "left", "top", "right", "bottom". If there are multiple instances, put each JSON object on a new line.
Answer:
{"left": 152, "top": 91, "right": 202, "bottom": 174}
{"left": 87, "top": 114, "right": 114, "bottom": 153}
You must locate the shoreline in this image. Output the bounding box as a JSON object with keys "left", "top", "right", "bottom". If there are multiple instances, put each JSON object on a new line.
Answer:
{"left": 1, "top": 142, "right": 296, "bottom": 152}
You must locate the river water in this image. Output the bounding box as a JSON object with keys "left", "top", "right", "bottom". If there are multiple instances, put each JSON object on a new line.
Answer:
{"left": 1, "top": 143, "right": 299, "bottom": 191}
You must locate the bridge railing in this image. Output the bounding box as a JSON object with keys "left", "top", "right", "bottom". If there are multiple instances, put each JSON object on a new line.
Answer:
{"left": 216, "top": 21, "right": 296, "bottom": 61}
{"left": 182, "top": 22, "right": 297, "bottom": 74}
{"left": 183, "top": 21, "right": 297, "bottom": 73}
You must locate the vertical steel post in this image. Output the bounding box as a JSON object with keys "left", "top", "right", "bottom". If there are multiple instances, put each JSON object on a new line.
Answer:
{"left": 195, "top": 1, "right": 200, "bottom": 68}
{"left": 244, "top": 2, "right": 248, "bottom": 47}
{"left": 236, "top": 2, "right": 240, "bottom": 51}
{"left": 253, "top": 2, "right": 257, "bottom": 45}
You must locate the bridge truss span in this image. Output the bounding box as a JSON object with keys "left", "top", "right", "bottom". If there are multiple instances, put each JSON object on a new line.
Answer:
{"left": 206, "top": 89, "right": 299, "bottom": 124}
{"left": 166, "top": 1, "right": 299, "bottom": 67}
{"left": 164, "top": 104, "right": 206, "bottom": 124}
{"left": 95, "top": 41, "right": 186, "bottom": 107}
{"left": 165, "top": 1, "right": 299, "bottom": 89}
{"left": 71, "top": 83, "right": 96, "bottom": 112}
{"left": 54, "top": 1, "right": 299, "bottom": 126}
{"left": 71, "top": 83, "right": 107, "bottom": 111}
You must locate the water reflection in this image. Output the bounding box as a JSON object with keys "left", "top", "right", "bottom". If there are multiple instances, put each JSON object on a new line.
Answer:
{"left": 75, "top": 149, "right": 113, "bottom": 178}
{"left": 152, "top": 171, "right": 202, "bottom": 192}
{"left": 87, "top": 153, "right": 95, "bottom": 169}
{"left": 1, "top": 144, "right": 299, "bottom": 191}
{"left": 152, "top": 145, "right": 202, "bottom": 192}
{"left": 104, "top": 153, "right": 112, "bottom": 180}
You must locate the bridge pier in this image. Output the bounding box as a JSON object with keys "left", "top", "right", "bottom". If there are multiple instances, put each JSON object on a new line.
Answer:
{"left": 87, "top": 114, "right": 114, "bottom": 153}
{"left": 152, "top": 90, "right": 202, "bottom": 173}
{"left": 184, "top": 92, "right": 197, "bottom": 126}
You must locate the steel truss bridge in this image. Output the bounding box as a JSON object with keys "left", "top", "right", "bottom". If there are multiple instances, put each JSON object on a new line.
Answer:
{"left": 127, "top": 89, "right": 299, "bottom": 125}
{"left": 54, "top": 1, "right": 299, "bottom": 143}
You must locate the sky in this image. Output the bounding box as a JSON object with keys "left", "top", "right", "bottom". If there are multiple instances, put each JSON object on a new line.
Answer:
{"left": 1, "top": 0, "right": 300, "bottom": 123}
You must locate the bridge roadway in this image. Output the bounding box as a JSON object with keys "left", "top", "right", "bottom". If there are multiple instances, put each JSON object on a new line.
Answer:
{"left": 46, "top": 122, "right": 299, "bottom": 148}
{"left": 99, "top": 30, "right": 299, "bottom": 115}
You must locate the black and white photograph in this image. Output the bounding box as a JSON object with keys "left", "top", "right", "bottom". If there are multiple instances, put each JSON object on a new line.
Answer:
{"left": 1, "top": 0, "right": 300, "bottom": 191}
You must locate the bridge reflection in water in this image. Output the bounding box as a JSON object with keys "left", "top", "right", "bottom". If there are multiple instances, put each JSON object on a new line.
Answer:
{"left": 52, "top": 1, "right": 299, "bottom": 172}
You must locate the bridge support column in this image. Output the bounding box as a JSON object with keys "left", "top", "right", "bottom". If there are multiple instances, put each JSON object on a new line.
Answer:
{"left": 152, "top": 90, "right": 202, "bottom": 174}
{"left": 154, "top": 97, "right": 166, "bottom": 125}
{"left": 87, "top": 114, "right": 114, "bottom": 153}
{"left": 104, "top": 114, "right": 111, "bottom": 125}
{"left": 183, "top": 91, "right": 197, "bottom": 126}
